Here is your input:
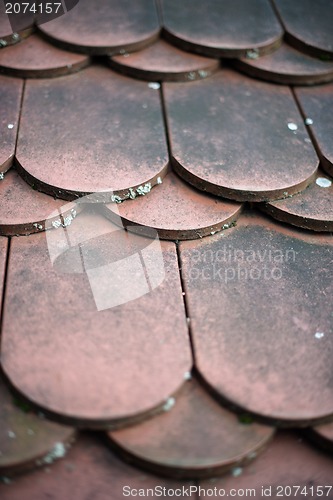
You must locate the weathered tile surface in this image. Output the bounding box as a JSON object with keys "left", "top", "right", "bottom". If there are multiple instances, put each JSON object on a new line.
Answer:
{"left": 102, "top": 170, "right": 243, "bottom": 240}
{"left": 108, "top": 378, "right": 274, "bottom": 478}
{"left": 0, "top": 376, "right": 75, "bottom": 476}
{"left": 0, "top": 168, "right": 80, "bottom": 236}
{"left": 0, "top": 236, "right": 7, "bottom": 298}
{"left": 180, "top": 212, "right": 333, "bottom": 425}
{"left": 0, "top": 34, "right": 90, "bottom": 78}
{"left": 295, "top": 84, "right": 333, "bottom": 177}
{"left": 234, "top": 42, "right": 333, "bottom": 85}
{"left": 0, "top": 433, "right": 196, "bottom": 499}
{"left": 273, "top": 0, "right": 333, "bottom": 59}
{"left": 38, "top": 0, "right": 160, "bottom": 55}
{"left": 161, "top": 0, "right": 283, "bottom": 58}
{"left": 199, "top": 431, "right": 333, "bottom": 495}
{"left": 164, "top": 70, "right": 318, "bottom": 201}
{"left": 0, "top": 75, "right": 23, "bottom": 173}
{"left": 0, "top": 1, "right": 33, "bottom": 46}
{"left": 16, "top": 66, "right": 168, "bottom": 200}
{"left": 110, "top": 39, "right": 219, "bottom": 82}
{"left": 263, "top": 172, "right": 333, "bottom": 232}
{"left": 1, "top": 210, "right": 191, "bottom": 426}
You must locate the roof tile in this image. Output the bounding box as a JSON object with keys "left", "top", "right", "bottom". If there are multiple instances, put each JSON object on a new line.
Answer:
{"left": 110, "top": 39, "right": 219, "bottom": 82}
{"left": 179, "top": 211, "right": 333, "bottom": 425}
{"left": 234, "top": 42, "right": 333, "bottom": 86}
{"left": 0, "top": 33, "right": 90, "bottom": 78}
{"left": 1, "top": 210, "right": 191, "bottom": 426}
{"left": 164, "top": 69, "right": 318, "bottom": 201}
{"left": 16, "top": 66, "right": 168, "bottom": 200}
{"left": 307, "top": 423, "right": 333, "bottom": 453}
{"left": 273, "top": 0, "right": 333, "bottom": 59}
{"left": 0, "top": 75, "right": 23, "bottom": 173}
{"left": 161, "top": 0, "right": 283, "bottom": 58}
{"left": 108, "top": 377, "right": 274, "bottom": 479}
{"left": 0, "top": 2, "right": 33, "bottom": 46}
{"left": 102, "top": 170, "right": 243, "bottom": 240}
{"left": 38, "top": 0, "right": 160, "bottom": 55}
{"left": 263, "top": 171, "right": 333, "bottom": 232}
{"left": 0, "top": 376, "right": 75, "bottom": 476}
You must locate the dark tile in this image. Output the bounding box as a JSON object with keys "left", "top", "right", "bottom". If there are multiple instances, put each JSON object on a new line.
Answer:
{"left": 0, "top": 168, "right": 81, "bottom": 236}
{"left": 1, "top": 210, "right": 191, "bottom": 427}
{"left": 199, "top": 431, "right": 333, "bottom": 496}
{"left": 179, "top": 211, "right": 333, "bottom": 425}
{"left": 273, "top": 0, "right": 333, "bottom": 59}
{"left": 234, "top": 42, "right": 333, "bottom": 85}
{"left": 262, "top": 172, "right": 333, "bottom": 232}
{"left": 0, "top": 75, "right": 23, "bottom": 173}
{"left": 0, "top": 376, "right": 75, "bottom": 476}
{"left": 306, "top": 423, "right": 333, "bottom": 454}
{"left": 16, "top": 66, "right": 168, "bottom": 200}
{"left": 108, "top": 378, "right": 274, "bottom": 479}
{"left": 0, "top": 34, "right": 90, "bottom": 78}
{"left": 164, "top": 69, "right": 318, "bottom": 202}
{"left": 295, "top": 84, "right": 333, "bottom": 177}
{"left": 102, "top": 170, "right": 243, "bottom": 240}
{"left": 109, "top": 39, "right": 219, "bottom": 82}
{"left": 38, "top": 0, "right": 160, "bottom": 55}
{"left": 0, "top": 2, "right": 33, "bottom": 47}
{"left": 161, "top": 0, "right": 282, "bottom": 58}
{"left": 0, "top": 433, "right": 196, "bottom": 500}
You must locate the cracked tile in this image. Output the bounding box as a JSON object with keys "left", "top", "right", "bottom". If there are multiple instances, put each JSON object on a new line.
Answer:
{"left": 16, "top": 66, "right": 168, "bottom": 200}
{"left": 179, "top": 211, "right": 333, "bottom": 425}
{"left": 164, "top": 69, "right": 318, "bottom": 201}
{"left": 161, "top": 0, "right": 282, "bottom": 58}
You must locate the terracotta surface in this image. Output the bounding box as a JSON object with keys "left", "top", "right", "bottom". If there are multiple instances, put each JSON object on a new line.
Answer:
{"left": 16, "top": 66, "right": 168, "bottom": 200}
{"left": 295, "top": 84, "right": 333, "bottom": 178}
{"left": 161, "top": 0, "right": 283, "bottom": 58}
{"left": 0, "top": 33, "right": 90, "bottom": 78}
{"left": 1, "top": 210, "right": 191, "bottom": 426}
{"left": 180, "top": 211, "right": 333, "bottom": 425}
{"left": 108, "top": 378, "right": 274, "bottom": 478}
{"left": 0, "top": 75, "right": 23, "bottom": 173}
{"left": 0, "top": 376, "right": 76, "bottom": 476}
{"left": 273, "top": 0, "right": 333, "bottom": 59}
{"left": 200, "top": 431, "right": 333, "bottom": 495}
{"left": 102, "top": 170, "right": 243, "bottom": 240}
{"left": 263, "top": 172, "right": 333, "bottom": 232}
{"left": 234, "top": 42, "right": 333, "bottom": 85}
{"left": 0, "top": 168, "right": 82, "bottom": 236}
{"left": 110, "top": 39, "right": 219, "bottom": 82}
{"left": 164, "top": 70, "right": 318, "bottom": 201}
{"left": 0, "top": 1, "right": 33, "bottom": 46}
{"left": 38, "top": 0, "right": 160, "bottom": 55}
{"left": 0, "top": 433, "right": 196, "bottom": 500}
{"left": 307, "top": 423, "right": 333, "bottom": 453}
{"left": 0, "top": 236, "right": 7, "bottom": 299}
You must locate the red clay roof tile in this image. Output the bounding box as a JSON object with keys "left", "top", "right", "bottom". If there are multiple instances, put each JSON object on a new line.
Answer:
{"left": 0, "top": 75, "right": 23, "bottom": 173}
{"left": 179, "top": 211, "right": 333, "bottom": 425}
{"left": 161, "top": 0, "right": 283, "bottom": 58}
{"left": 164, "top": 69, "right": 318, "bottom": 201}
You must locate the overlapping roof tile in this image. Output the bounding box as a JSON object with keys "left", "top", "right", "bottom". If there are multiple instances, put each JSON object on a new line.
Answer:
{"left": 0, "top": 0, "right": 332, "bottom": 490}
